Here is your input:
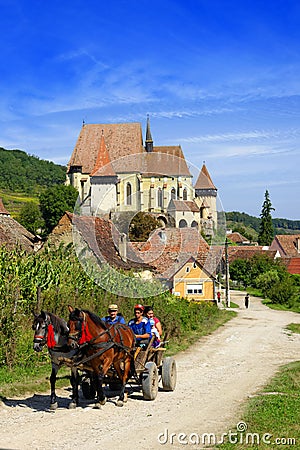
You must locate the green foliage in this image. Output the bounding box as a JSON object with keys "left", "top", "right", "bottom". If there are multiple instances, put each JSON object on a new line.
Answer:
{"left": 19, "top": 201, "right": 44, "bottom": 234}
{"left": 39, "top": 185, "right": 78, "bottom": 234}
{"left": 0, "top": 147, "right": 66, "bottom": 194}
{"left": 230, "top": 253, "right": 299, "bottom": 308}
{"left": 258, "top": 190, "right": 275, "bottom": 245}
{"left": 0, "top": 244, "right": 233, "bottom": 376}
{"left": 129, "top": 212, "right": 160, "bottom": 241}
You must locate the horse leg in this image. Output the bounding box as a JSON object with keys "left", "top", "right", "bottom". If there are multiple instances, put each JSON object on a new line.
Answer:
{"left": 49, "top": 364, "right": 59, "bottom": 410}
{"left": 114, "top": 356, "right": 131, "bottom": 407}
{"left": 68, "top": 368, "right": 80, "bottom": 409}
{"left": 94, "top": 371, "right": 107, "bottom": 409}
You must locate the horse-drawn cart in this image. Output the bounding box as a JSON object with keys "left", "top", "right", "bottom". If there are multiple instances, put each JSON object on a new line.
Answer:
{"left": 81, "top": 336, "right": 177, "bottom": 401}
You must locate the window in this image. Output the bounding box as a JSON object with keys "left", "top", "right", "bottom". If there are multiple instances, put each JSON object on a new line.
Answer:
{"left": 183, "top": 188, "right": 187, "bottom": 200}
{"left": 186, "top": 283, "right": 203, "bottom": 295}
{"left": 158, "top": 188, "right": 163, "bottom": 208}
{"left": 126, "top": 183, "right": 132, "bottom": 205}
{"left": 186, "top": 266, "right": 190, "bottom": 273}
{"left": 171, "top": 187, "right": 176, "bottom": 200}
{"left": 179, "top": 219, "right": 187, "bottom": 228}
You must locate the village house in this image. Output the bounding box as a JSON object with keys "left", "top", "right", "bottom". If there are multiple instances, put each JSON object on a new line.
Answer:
{"left": 0, "top": 198, "right": 39, "bottom": 252}
{"left": 269, "top": 234, "right": 300, "bottom": 274}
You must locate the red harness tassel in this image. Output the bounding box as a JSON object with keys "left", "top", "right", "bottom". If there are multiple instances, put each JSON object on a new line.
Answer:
{"left": 79, "top": 322, "right": 93, "bottom": 344}
{"left": 47, "top": 324, "right": 57, "bottom": 348}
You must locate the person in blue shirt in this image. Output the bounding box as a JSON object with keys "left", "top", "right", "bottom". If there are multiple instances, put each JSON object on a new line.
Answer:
{"left": 128, "top": 304, "right": 151, "bottom": 348}
{"left": 101, "top": 304, "right": 126, "bottom": 325}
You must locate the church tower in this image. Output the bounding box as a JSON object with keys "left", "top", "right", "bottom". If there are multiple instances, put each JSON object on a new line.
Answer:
{"left": 89, "top": 132, "right": 118, "bottom": 216}
{"left": 194, "top": 163, "right": 217, "bottom": 235}
{"left": 145, "top": 115, "right": 153, "bottom": 152}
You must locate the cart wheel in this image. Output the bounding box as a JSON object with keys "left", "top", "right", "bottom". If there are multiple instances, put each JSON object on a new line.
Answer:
{"left": 142, "top": 362, "right": 158, "bottom": 400}
{"left": 162, "top": 357, "right": 177, "bottom": 391}
{"left": 81, "top": 376, "right": 96, "bottom": 399}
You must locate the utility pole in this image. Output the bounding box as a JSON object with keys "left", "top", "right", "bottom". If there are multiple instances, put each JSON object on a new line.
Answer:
{"left": 225, "top": 238, "right": 230, "bottom": 307}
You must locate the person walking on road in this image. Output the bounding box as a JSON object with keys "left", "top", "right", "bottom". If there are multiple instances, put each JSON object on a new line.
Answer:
{"left": 245, "top": 293, "right": 250, "bottom": 309}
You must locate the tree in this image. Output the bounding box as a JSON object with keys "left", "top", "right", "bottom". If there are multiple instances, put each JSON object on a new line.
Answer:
{"left": 19, "top": 202, "right": 44, "bottom": 235}
{"left": 258, "top": 190, "right": 275, "bottom": 246}
{"left": 129, "top": 212, "right": 160, "bottom": 242}
{"left": 39, "top": 185, "right": 78, "bottom": 235}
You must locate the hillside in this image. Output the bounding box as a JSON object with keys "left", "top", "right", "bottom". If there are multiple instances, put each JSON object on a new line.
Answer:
{"left": 226, "top": 211, "right": 300, "bottom": 239}
{"left": 0, "top": 147, "right": 66, "bottom": 219}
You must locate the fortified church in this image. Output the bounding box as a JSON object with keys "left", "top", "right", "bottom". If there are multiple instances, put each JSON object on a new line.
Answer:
{"left": 66, "top": 118, "right": 217, "bottom": 235}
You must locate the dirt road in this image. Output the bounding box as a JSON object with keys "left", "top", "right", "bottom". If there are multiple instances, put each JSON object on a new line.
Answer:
{"left": 1, "top": 291, "right": 299, "bottom": 450}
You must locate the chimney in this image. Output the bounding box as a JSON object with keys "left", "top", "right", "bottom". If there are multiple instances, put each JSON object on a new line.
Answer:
{"left": 119, "top": 233, "right": 127, "bottom": 262}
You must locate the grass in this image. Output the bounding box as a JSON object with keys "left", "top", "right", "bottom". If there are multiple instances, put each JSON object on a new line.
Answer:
{"left": 262, "top": 298, "right": 300, "bottom": 314}
{"left": 0, "top": 188, "right": 38, "bottom": 219}
{"left": 217, "top": 360, "right": 300, "bottom": 449}
{"left": 286, "top": 323, "right": 300, "bottom": 334}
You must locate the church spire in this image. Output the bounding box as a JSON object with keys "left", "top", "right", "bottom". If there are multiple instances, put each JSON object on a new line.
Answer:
{"left": 90, "top": 131, "right": 116, "bottom": 177}
{"left": 145, "top": 115, "right": 153, "bottom": 152}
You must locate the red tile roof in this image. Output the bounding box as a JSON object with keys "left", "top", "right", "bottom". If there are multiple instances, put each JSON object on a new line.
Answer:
{"left": 67, "top": 123, "right": 191, "bottom": 177}
{"left": 0, "top": 216, "right": 36, "bottom": 252}
{"left": 227, "top": 232, "right": 249, "bottom": 244}
{"left": 270, "top": 234, "right": 300, "bottom": 257}
{"left": 194, "top": 164, "right": 217, "bottom": 190}
{"left": 168, "top": 200, "right": 200, "bottom": 212}
{"left": 227, "top": 246, "right": 277, "bottom": 263}
{"left": 132, "top": 228, "right": 210, "bottom": 279}
{"left": 281, "top": 257, "right": 300, "bottom": 274}
{"left": 90, "top": 133, "right": 116, "bottom": 177}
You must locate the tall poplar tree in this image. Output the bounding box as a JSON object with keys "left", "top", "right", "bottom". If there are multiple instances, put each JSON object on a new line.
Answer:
{"left": 258, "top": 190, "right": 275, "bottom": 245}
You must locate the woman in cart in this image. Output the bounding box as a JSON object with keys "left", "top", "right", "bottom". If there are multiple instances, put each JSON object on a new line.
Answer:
{"left": 144, "top": 305, "right": 162, "bottom": 348}
{"left": 128, "top": 304, "right": 151, "bottom": 348}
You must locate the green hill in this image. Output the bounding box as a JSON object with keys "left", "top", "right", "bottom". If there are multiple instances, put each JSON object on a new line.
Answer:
{"left": 226, "top": 211, "right": 300, "bottom": 239}
{"left": 0, "top": 147, "right": 66, "bottom": 219}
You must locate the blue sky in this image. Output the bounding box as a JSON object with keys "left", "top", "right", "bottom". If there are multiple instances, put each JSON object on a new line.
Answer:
{"left": 1, "top": 0, "right": 299, "bottom": 220}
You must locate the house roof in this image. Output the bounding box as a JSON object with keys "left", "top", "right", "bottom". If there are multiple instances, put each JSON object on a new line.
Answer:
{"left": 0, "top": 215, "right": 36, "bottom": 252}
{"left": 67, "top": 122, "right": 191, "bottom": 177}
{"left": 168, "top": 200, "right": 200, "bottom": 212}
{"left": 132, "top": 227, "right": 210, "bottom": 279}
{"left": 226, "top": 232, "right": 250, "bottom": 244}
{"left": 0, "top": 198, "right": 10, "bottom": 215}
{"left": 227, "top": 245, "right": 277, "bottom": 263}
{"left": 281, "top": 257, "right": 300, "bottom": 274}
{"left": 194, "top": 163, "right": 217, "bottom": 190}
{"left": 270, "top": 234, "right": 300, "bottom": 257}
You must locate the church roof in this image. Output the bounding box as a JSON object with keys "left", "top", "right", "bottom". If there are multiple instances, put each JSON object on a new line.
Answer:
{"left": 194, "top": 164, "right": 217, "bottom": 190}
{"left": 67, "top": 122, "right": 191, "bottom": 177}
{"left": 168, "top": 200, "right": 199, "bottom": 212}
{"left": 90, "top": 133, "right": 116, "bottom": 177}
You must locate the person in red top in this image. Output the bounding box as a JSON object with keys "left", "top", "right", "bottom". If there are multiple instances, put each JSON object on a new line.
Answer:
{"left": 144, "top": 306, "right": 162, "bottom": 347}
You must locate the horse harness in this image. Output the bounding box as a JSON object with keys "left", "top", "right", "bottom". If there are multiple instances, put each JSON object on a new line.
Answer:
{"left": 68, "top": 314, "right": 134, "bottom": 367}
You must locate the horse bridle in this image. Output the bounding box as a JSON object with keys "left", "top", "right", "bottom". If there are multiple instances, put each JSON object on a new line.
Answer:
{"left": 33, "top": 314, "right": 51, "bottom": 346}
{"left": 67, "top": 312, "right": 85, "bottom": 344}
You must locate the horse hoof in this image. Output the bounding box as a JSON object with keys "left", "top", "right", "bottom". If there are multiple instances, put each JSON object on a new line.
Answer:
{"left": 124, "top": 392, "right": 128, "bottom": 403}
{"left": 116, "top": 400, "right": 124, "bottom": 407}
{"left": 49, "top": 402, "right": 58, "bottom": 411}
{"left": 94, "top": 403, "right": 102, "bottom": 409}
{"left": 68, "top": 401, "right": 77, "bottom": 410}
{"left": 99, "top": 396, "right": 106, "bottom": 406}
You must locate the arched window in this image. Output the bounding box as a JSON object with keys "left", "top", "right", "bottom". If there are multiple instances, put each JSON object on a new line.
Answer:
{"left": 171, "top": 187, "right": 176, "bottom": 200}
{"left": 183, "top": 188, "right": 187, "bottom": 200}
{"left": 179, "top": 219, "right": 187, "bottom": 228}
{"left": 126, "top": 182, "right": 132, "bottom": 205}
{"left": 158, "top": 188, "right": 163, "bottom": 208}
{"left": 191, "top": 220, "right": 198, "bottom": 228}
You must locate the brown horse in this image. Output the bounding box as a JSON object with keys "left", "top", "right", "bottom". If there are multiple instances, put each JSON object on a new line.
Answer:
{"left": 67, "top": 305, "right": 135, "bottom": 407}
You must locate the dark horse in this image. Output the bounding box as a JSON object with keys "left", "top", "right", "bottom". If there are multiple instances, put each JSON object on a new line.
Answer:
{"left": 67, "top": 305, "right": 135, "bottom": 407}
{"left": 32, "top": 311, "right": 79, "bottom": 410}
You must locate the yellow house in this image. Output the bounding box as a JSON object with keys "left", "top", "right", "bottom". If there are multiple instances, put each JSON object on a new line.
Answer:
{"left": 172, "top": 258, "right": 215, "bottom": 302}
